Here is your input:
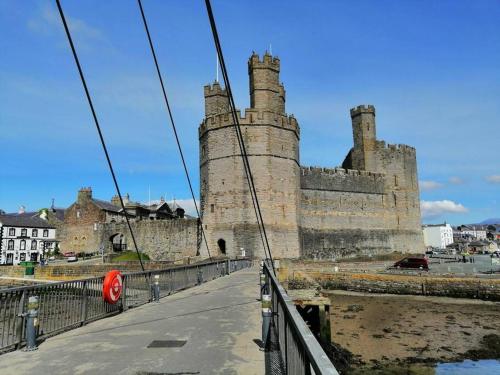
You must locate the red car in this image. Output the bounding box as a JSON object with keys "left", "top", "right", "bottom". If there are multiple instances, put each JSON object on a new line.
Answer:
{"left": 63, "top": 251, "right": 75, "bottom": 258}
{"left": 393, "top": 257, "right": 429, "bottom": 270}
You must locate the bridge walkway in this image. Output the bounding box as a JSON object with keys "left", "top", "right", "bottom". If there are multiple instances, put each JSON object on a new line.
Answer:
{"left": 1, "top": 266, "right": 264, "bottom": 375}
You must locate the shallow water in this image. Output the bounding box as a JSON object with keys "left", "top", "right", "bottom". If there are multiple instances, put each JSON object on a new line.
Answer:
{"left": 436, "top": 359, "right": 500, "bottom": 374}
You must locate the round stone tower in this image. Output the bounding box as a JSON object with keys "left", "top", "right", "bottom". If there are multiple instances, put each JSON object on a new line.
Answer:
{"left": 199, "top": 52, "right": 301, "bottom": 259}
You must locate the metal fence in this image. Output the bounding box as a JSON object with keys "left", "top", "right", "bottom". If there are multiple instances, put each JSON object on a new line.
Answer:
{"left": 0, "top": 258, "right": 251, "bottom": 353}
{"left": 263, "top": 262, "right": 338, "bottom": 375}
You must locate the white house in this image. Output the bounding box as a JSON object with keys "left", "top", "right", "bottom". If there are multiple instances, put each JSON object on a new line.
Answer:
{"left": 422, "top": 223, "right": 454, "bottom": 249}
{"left": 455, "top": 225, "right": 487, "bottom": 240}
{"left": 0, "top": 213, "right": 56, "bottom": 265}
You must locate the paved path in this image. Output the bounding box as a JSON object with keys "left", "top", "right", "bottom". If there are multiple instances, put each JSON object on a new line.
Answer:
{"left": 1, "top": 267, "right": 264, "bottom": 375}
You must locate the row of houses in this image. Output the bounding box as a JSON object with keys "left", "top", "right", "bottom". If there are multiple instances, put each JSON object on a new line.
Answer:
{"left": 0, "top": 209, "right": 59, "bottom": 265}
{"left": 0, "top": 187, "right": 186, "bottom": 265}
{"left": 422, "top": 222, "right": 500, "bottom": 251}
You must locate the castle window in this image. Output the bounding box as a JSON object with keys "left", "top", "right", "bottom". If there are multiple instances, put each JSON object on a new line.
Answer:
{"left": 21, "top": 228, "right": 27, "bottom": 237}
{"left": 32, "top": 229, "right": 38, "bottom": 237}
{"left": 202, "top": 145, "right": 206, "bottom": 157}
{"left": 394, "top": 175, "right": 398, "bottom": 186}
{"left": 8, "top": 228, "right": 15, "bottom": 236}
{"left": 7, "top": 240, "right": 14, "bottom": 250}
{"left": 43, "top": 229, "right": 49, "bottom": 237}
{"left": 211, "top": 204, "right": 215, "bottom": 213}
{"left": 76, "top": 210, "right": 81, "bottom": 218}
{"left": 31, "top": 240, "right": 37, "bottom": 250}
{"left": 20, "top": 240, "right": 26, "bottom": 250}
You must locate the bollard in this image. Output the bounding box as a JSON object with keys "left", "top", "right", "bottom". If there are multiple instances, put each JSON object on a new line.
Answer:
{"left": 197, "top": 268, "right": 203, "bottom": 285}
{"left": 152, "top": 274, "right": 160, "bottom": 303}
{"left": 261, "top": 294, "right": 272, "bottom": 349}
{"left": 24, "top": 296, "right": 39, "bottom": 351}
{"left": 260, "top": 272, "right": 268, "bottom": 299}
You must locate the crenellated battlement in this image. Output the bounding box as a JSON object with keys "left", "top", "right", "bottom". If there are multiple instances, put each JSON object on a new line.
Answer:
{"left": 376, "top": 141, "right": 416, "bottom": 155}
{"left": 199, "top": 110, "right": 300, "bottom": 138}
{"left": 300, "top": 166, "right": 385, "bottom": 194}
{"left": 350, "top": 105, "right": 376, "bottom": 118}
{"left": 204, "top": 81, "right": 227, "bottom": 97}
{"left": 301, "top": 166, "right": 384, "bottom": 179}
{"left": 248, "top": 52, "right": 280, "bottom": 72}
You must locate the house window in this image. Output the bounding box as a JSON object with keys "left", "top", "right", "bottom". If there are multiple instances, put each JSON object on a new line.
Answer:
{"left": 20, "top": 253, "right": 26, "bottom": 261}
{"left": 8, "top": 228, "right": 15, "bottom": 236}
{"left": 21, "top": 228, "right": 27, "bottom": 237}
{"left": 43, "top": 229, "right": 49, "bottom": 237}
{"left": 31, "top": 240, "right": 37, "bottom": 250}
{"left": 20, "top": 240, "right": 26, "bottom": 250}
{"left": 8, "top": 240, "right": 14, "bottom": 250}
{"left": 32, "top": 229, "right": 38, "bottom": 237}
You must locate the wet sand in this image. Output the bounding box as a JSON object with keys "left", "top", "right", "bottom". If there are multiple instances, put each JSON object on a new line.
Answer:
{"left": 326, "top": 291, "right": 500, "bottom": 371}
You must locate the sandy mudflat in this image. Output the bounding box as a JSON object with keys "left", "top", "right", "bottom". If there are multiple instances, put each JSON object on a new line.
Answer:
{"left": 327, "top": 291, "right": 500, "bottom": 366}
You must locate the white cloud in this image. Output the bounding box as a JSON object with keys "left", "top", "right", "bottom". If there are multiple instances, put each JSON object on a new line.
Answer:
{"left": 27, "top": 4, "right": 105, "bottom": 50}
{"left": 419, "top": 180, "right": 443, "bottom": 191}
{"left": 142, "top": 198, "right": 200, "bottom": 217}
{"left": 449, "top": 176, "right": 464, "bottom": 185}
{"left": 167, "top": 199, "right": 200, "bottom": 217}
{"left": 485, "top": 175, "right": 500, "bottom": 183}
{"left": 421, "top": 200, "right": 468, "bottom": 219}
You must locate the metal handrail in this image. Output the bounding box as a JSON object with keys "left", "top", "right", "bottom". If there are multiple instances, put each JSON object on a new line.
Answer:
{"left": 0, "top": 258, "right": 251, "bottom": 353}
{"left": 263, "top": 262, "right": 338, "bottom": 375}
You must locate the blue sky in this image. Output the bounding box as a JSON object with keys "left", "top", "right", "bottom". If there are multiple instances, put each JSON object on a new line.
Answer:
{"left": 0, "top": 0, "right": 499, "bottom": 225}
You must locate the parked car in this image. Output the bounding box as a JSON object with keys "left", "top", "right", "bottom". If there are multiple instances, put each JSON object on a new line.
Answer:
{"left": 67, "top": 256, "right": 78, "bottom": 262}
{"left": 63, "top": 251, "right": 75, "bottom": 258}
{"left": 393, "top": 257, "right": 429, "bottom": 270}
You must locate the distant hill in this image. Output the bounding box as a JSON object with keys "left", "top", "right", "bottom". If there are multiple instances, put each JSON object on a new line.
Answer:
{"left": 479, "top": 218, "right": 500, "bottom": 225}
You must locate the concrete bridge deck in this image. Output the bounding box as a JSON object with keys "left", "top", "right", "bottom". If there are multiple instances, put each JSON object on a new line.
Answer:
{"left": 1, "top": 267, "right": 264, "bottom": 375}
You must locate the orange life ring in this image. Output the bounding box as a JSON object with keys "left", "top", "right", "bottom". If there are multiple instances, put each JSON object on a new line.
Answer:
{"left": 103, "top": 270, "right": 123, "bottom": 304}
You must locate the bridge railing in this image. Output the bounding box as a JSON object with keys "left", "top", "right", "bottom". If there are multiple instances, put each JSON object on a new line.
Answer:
{"left": 263, "top": 262, "right": 338, "bottom": 375}
{"left": 0, "top": 258, "right": 251, "bottom": 353}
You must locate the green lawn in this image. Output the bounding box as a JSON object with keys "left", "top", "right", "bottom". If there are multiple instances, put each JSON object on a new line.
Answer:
{"left": 113, "top": 251, "right": 150, "bottom": 261}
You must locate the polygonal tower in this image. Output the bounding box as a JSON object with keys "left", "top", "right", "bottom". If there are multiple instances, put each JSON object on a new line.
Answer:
{"left": 199, "top": 52, "right": 301, "bottom": 259}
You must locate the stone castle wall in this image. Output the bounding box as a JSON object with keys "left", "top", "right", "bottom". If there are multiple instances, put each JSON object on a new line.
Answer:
{"left": 199, "top": 108, "right": 301, "bottom": 259}
{"left": 200, "top": 53, "right": 424, "bottom": 260}
{"left": 59, "top": 219, "right": 199, "bottom": 261}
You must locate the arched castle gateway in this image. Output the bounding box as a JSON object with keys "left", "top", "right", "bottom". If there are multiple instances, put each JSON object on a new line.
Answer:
{"left": 199, "top": 52, "right": 424, "bottom": 259}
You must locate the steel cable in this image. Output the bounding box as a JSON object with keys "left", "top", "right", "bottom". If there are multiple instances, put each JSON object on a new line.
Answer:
{"left": 55, "top": 0, "right": 145, "bottom": 272}
{"left": 137, "top": 0, "right": 212, "bottom": 260}
{"left": 204, "top": 0, "right": 276, "bottom": 274}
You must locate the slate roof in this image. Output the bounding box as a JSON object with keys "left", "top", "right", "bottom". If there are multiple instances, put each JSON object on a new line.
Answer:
{"left": 0, "top": 214, "right": 55, "bottom": 228}
{"left": 91, "top": 199, "right": 121, "bottom": 213}
{"left": 50, "top": 208, "right": 66, "bottom": 221}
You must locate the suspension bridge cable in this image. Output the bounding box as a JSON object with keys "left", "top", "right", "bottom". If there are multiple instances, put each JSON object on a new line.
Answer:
{"left": 204, "top": 0, "right": 276, "bottom": 274}
{"left": 204, "top": 0, "right": 272, "bottom": 269}
{"left": 137, "top": 0, "right": 212, "bottom": 261}
{"left": 55, "top": 0, "right": 145, "bottom": 272}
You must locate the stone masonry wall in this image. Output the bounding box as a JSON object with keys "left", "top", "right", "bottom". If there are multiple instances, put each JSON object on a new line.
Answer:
{"left": 59, "top": 219, "right": 199, "bottom": 261}
{"left": 199, "top": 109, "right": 301, "bottom": 259}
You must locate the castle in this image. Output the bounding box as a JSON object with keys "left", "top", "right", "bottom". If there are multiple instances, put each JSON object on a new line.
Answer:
{"left": 199, "top": 52, "right": 424, "bottom": 259}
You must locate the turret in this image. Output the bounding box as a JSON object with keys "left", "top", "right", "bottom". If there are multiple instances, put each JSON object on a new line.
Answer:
{"left": 350, "top": 105, "right": 377, "bottom": 171}
{"left": 204, "top": 82, "right": 229, "bottom": 117}
{"left": 248, "top": 52, "right": 285, "bottom": 114}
